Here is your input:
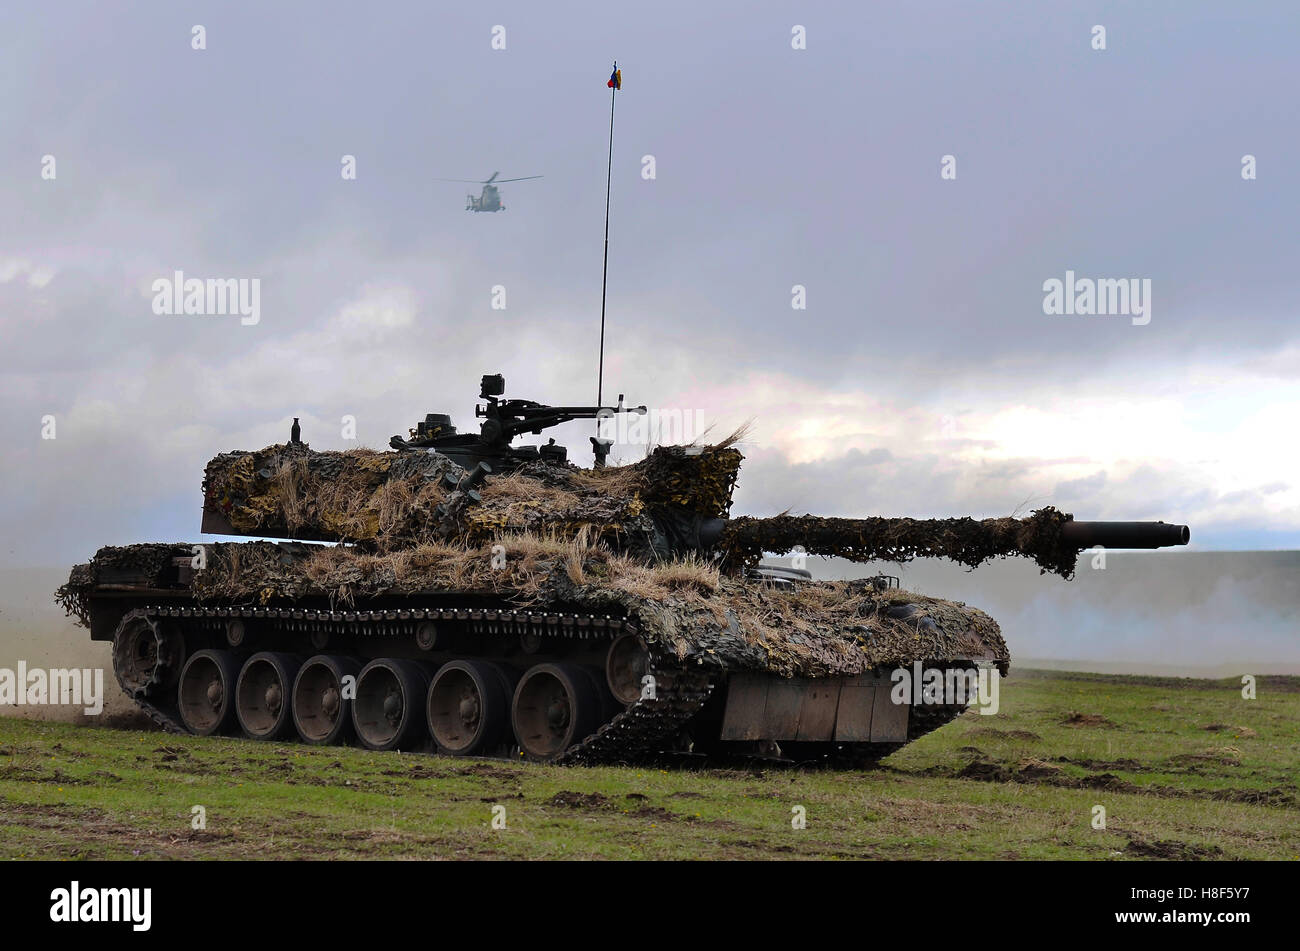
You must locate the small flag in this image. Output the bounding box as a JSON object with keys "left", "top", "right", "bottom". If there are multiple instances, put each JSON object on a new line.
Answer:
{"left": 607, "top": 67, "right": 622, "bottom": 90}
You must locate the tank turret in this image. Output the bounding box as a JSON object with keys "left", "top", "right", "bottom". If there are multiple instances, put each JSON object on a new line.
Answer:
{"left": 198, "top": 374, "right": 1188, "bottom": 578}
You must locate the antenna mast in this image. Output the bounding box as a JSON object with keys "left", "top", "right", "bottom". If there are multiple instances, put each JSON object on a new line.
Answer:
{"left": 597, "top": 60, "right": 619, "bottom": 407}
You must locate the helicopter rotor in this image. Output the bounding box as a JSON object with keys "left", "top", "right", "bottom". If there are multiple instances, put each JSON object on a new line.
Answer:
{"left": 434, "top": 173, "right": 543, "bottom": 185}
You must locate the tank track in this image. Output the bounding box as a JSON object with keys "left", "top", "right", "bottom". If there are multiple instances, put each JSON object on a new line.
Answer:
{"left": 136, "top": 600, "right": 642, "bottom": 639}
{"left": 115, "top": 602, "right": 714, "bottom": 762}
{"left": 111, "top": 610, "right": 187, "bottom": 735}
{"left": 558, "top": 665, "right": 713, "bottom": 765}
{"left": 108, "top": 600, "right": 984, "bottom": 765}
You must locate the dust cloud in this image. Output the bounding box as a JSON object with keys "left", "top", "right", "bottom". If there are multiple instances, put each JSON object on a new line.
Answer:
{"left": 0, "top": 565, "right": 143, "bottom": 724}
{"left": 807, "top": 550, "right": 1300, "bottom": 677}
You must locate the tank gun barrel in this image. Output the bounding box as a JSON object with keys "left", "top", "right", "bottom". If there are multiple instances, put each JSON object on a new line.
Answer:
{"left": 1059, "top": 520, "right": 1189, "bottom": 549}
{"left": 715, "top": 509, "right": 1189, "bottom": 579}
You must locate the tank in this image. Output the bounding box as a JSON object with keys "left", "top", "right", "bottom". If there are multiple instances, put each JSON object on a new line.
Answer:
{"left": 56, "top": 374, "right": 1191, "bottom": 764}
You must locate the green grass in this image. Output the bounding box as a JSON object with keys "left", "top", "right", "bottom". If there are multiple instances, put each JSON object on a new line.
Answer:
{"left": 1, "top": 669, "right": 1296, "bottom": 860}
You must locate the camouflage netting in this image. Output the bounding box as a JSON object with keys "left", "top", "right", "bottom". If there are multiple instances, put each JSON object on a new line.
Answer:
{"left": 199, "top": 440, "right": 1085, "bottom": 578}
{"left": 720, "top": 507, "right": 1080, "bottom": 579}
{"left": 202, "top": 443, "right": 461, "bottom": 543}
{"left": 56, "top": 543, "right": 194, "bottom": 628}
{"left": 201, "top": 442, "right": 744, "bottom": 552}
{"left": 56, "top": 566, "right": 95, "bottom": 628}
{"left": 58, "top": 538, "right": 1009, "bottom": 679}
{"left": 632, "top": 444, "right": 742, "bottom": 516}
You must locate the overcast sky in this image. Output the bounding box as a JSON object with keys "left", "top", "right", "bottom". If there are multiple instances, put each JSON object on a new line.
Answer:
{"left": 2, "top": 0, "right": 1298, "bottom": 570}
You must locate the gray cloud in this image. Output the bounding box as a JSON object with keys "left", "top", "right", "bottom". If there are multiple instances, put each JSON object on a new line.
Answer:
{"left": 1, "top": 0, "right": 1298, "bottom": 580}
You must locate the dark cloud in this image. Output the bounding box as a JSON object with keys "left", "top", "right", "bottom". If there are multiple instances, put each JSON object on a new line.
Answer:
{"left": 1, "top": 0, "right": 1297, "bottom": 576}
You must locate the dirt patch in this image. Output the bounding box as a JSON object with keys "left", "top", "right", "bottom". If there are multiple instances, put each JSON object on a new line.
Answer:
{"left": 1078, "top": 772, "right": 1141, "bottom": 793}
{"left": 1, "top": 766, "right": 92, "bottom": 786}
{"left": 380, "top": 765, "right": 448, "bottom": 780}
{"left": 1202, "top": 724, "right": 1257, "bottom": 738}
{"left": 93, "top": 711, "right": 159, "bottom": 731}
{"left": 947, "top": 757, "right": 1295, "bottom": 807}
{"left": 1062, "top": 712, "right": 1117, "bottom": 728}
{"left": 0, "top": 802, "right": 234, "bottom": 859}
{"left": 1207, "top": 786, "right": 1296, "bottom": 807}
{"left": 1055, "top": 756, "right": 1144, "bottom": 771}
{"left": 549, "top": 791, "right": 611, "bottom": 809}
{"left": 1125, "top": 838, "right": 1224, "bottom": 860}
{"left": 954, "top": 758, "right": 1135, "bottom": 791}
{"left": 1169, "top": 748, "right": 1241, "bottom": 767}
{"left": 957, "top": 760, "right": 1010, "bottom": 781}
{"left": 49, "top": 742, "right": 88, "bottom": 759}
{"left": 545, "top": 790, "right": 684, "bottom": 821}
{"left": 452, "top": 763, "right": 525, "bottom": 781}
{"left": 1015, "top": 758, "right": 1063, "bottom": 780}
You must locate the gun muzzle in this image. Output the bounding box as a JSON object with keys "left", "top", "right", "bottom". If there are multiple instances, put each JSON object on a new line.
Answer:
{"left": 1060, "top": 520, "right": 1190, "bottom": 549}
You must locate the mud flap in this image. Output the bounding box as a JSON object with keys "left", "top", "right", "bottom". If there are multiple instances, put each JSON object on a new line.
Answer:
{"left": 720, "top": 673, "right": 909, "bottom": 743}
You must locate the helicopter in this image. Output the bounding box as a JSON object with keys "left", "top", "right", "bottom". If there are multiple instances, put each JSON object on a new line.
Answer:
{"left": 436, "top": 171, "right": 542, "bottom": 212}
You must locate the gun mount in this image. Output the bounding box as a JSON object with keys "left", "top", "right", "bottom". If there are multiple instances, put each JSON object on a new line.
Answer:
{"left": 390, "top": 373, "right": 646, "bottom": 470}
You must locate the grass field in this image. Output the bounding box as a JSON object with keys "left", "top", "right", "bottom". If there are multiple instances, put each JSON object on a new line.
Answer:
{"left": 1, "top": 668, "right": 1296, "bottom": 860}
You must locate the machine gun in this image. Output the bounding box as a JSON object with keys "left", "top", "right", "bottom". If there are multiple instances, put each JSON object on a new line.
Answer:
{"left": 390, "top": 373, "right": 647, "bottom": 470}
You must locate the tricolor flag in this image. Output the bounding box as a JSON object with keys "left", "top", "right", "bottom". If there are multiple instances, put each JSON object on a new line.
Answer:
{"left": 607, "top": 67, "right": 622, "bottom": 90}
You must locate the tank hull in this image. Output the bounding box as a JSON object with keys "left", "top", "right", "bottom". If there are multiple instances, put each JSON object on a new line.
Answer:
{"left": 60, "top": 542, "right": 1008, "bottom": 765}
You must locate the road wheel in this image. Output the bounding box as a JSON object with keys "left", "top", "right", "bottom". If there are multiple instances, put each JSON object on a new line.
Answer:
{"left": 427, "top": 660, "right": 514, "bottom": 756}
{"left": 293, "top": 655, "right": 361, "bottom": 745}
{"left": 511, "top": 663, "right": 602, "bottom": 760}
{"left": 352, "top": 658, "right": 433, "bottom": 751}
{"left": 605, "top": 634, "right": 650, "bottom": 706}
{"left": 235, "top": 652, "right": 302, "bottom": 740}
{"left": 177, "top": 649, "right": 241, "bottom": 735}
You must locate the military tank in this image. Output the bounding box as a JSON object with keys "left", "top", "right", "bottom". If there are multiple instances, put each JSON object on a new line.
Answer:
{"left": 57, "top": 374, "right": 1190, "bottom": 764}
